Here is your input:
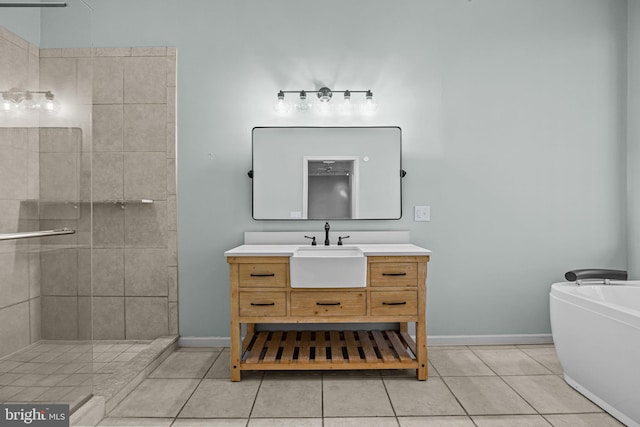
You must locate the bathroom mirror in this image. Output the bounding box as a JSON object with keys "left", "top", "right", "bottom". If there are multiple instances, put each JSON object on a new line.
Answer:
{"left": 252, "top": 127, "right": 402, "bottom": 220}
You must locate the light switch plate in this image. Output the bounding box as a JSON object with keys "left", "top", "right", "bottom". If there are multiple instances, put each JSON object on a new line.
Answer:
{"left": 414, "top": 205, "right": 430, "bottom": 222}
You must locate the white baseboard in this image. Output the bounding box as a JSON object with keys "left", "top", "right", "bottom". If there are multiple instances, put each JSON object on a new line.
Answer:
{"left": 178, "top": 334, "right": 553, "bottom": 348}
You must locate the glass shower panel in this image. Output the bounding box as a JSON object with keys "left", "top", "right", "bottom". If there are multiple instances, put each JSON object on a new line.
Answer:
{"left": 0, "top": 0, "right": 93, "bottom": 412}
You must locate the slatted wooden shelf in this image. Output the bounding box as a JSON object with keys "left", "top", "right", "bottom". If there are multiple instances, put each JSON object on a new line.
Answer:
{"left": 240, "top": 330, "right": 420, "bottom": 371}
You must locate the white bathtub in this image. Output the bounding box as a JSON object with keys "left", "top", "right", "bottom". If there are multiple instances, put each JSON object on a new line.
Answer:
{"left": 550, "top": 281, "right": 640, "bottom": 427}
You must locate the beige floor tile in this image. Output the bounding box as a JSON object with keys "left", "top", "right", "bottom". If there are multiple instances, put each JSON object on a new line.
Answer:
{"left": 543, "top": 413, "right": 625, "bottom": 426}
{"left": 251, "top": 377, "right": 322, "bottom": 418}
{"left": 379, "top": 361, "right": 438, "bottom": 377}
{"left": 384, "top": 377, "right": 465, "bottom": 416}
{"left": 205, "top": 349, "right": 229, "bottom": 379}
{"left": 502, "top": 375, "right": 603, "bottom": 414}
{"left": 323, "top": 377, "right": 394, "bottom": 417}
{"left": 149, "top": 350, "right": 217, "bottom": 379}
{"left": 178, "top": 378, "right": 261, "bottom": 418}
{"left": 429, "top": 349, "right": 494, "bottom": 376}
{"left": 177, "top": 347, "right": 225, "bottom": 352}
{"left": 520, "top": 348, "right": 564, "bottom": 375}
{"left": 98, "top": 417, "right": 174, "bottom": 426}
{"left": 473, "top": 349, "right": 552, "bottom": 375}
{"left": 468, "top": 345, "right": 519, "bottom": 350}
{"left": 472, "top": 415, "right": 553, "bottom": 426}
{"left": 109, "top": 378, "right": 199, "bottom": 418}
{"left": 172, "top": 420, "right": 248, "bottom": 427}
{"left": 398, "top": 416, "right": 475, "bottom": 426}
{"left": 443, "top": 377, "right": 536, "bottom": 415}
{"left": 516, "top": 344, "right": 555, "bottom": 349}
{"left": 324, "top": 417, "right": 399, "bottom": 427}
{"left": 248, "top": 419, "right": 322, "bottom": 427}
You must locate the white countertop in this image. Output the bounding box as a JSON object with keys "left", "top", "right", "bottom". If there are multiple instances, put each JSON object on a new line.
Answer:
{"left": 224, "top": 243, "right": 432, "bottom": 257}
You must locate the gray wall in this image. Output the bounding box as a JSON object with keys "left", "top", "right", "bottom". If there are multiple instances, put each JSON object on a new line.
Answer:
{"left": 629, "top": 0, "right": 640, "bottom": 279}
{"left": 37, "top": 0, "right": 629, "bottom": 338}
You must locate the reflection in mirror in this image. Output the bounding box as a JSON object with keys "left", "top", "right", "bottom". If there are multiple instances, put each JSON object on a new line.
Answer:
{"left": 252, "top": 127, "right": 402, "bottom": 220}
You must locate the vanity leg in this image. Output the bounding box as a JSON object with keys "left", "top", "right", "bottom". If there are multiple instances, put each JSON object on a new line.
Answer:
{"left": 416, "top": 320, "right": 428, "bottom": 380}
{"left": 230, "top": 320, "right": 242, "bottom": 381}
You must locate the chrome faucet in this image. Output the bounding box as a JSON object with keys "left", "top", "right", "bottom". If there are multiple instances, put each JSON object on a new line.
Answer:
{"left": 324, "top": 222, "right": 330, "bottom": 246}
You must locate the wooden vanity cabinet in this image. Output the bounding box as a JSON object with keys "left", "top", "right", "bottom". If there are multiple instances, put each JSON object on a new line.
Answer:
{"left": 227, "top": 255, "right": 429, "bottom": 381}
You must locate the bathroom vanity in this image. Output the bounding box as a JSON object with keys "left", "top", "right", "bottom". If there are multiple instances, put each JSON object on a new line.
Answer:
{"left": 225, "top": 240, "right": 431, "bottom": 381}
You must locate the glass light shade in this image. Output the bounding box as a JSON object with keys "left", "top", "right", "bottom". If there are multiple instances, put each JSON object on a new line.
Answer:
{"left": 340, "top": 95, "right": 355, "bottom": 115}
{"left": 42, "top": 98, "right": 60, "bottom": 114}
{"left": 360, "top": 95, "right": 379, "bottom": 115}
{"left": 316, "top": 101, "right": 332, "bottom": 116}
{"left": 274, "top": 97, "right": 291, "bottom": 114}
{"left": 1, "top": 97, "right": 14, "bottom": 113}
{"left": 295, "top": 91, "right": 312, "bottom": 113}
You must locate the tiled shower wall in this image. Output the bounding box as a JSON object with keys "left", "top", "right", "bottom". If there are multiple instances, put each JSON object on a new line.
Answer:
{"left": 40, "top": 47, "right": 178, "bottom": 340}
{"left": 0, "top": 29, "right": 41, "bottom": 358}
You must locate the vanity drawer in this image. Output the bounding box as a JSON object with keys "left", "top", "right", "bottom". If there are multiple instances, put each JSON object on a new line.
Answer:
{"left": 238, "top": 264, "right": 288, "bottom": 288}
{"left": 371, "top": 291, "right": 418, "bottom": 316}
{"left": 239, "top": 292, "right": 287, "bottom": 317}
{"left": 370, "top": 263, "right": 418, "bottom": 287}
{"left": 291, "top": 291, "right": 366, "bottom": 316}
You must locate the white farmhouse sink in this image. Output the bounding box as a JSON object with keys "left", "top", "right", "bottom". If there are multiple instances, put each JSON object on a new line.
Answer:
{"left": 290, "top": 246, "right": 367, "bottom": 288}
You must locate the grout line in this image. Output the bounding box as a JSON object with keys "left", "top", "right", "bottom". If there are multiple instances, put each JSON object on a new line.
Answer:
{"left": 246, "top": 370, "right": 265, "bottom": 421}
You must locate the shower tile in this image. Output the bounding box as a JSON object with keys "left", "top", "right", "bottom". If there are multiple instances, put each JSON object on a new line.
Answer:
{"left": 39, "top": 127, "right": 81, "bottom": 153}
{"left": 99, "top": 418, "right": 174, "bottom": 426}
{"left": 543, "top": 413, "right": 625, "bottom": 426}
{"left": 0, "top": 252, "right": 29, "bottom": 308}
{"left": 0, "top": 27, "right": 29, "bottom": 49}
{"left": 76, "top": 57, "right": 92, "bottom": 105}
{"left": 168, "top": 267, "right": 178, "bottom": 302}
{"left": 110, "top": 378, "right": 198, "bottom": 418}
{"left": 40, "top": 152, "right": 78, "bottom": 201}
{"left": 125, "top": 297, "right": 168, "bottom": 339}
{"left": 93, "top": 57, "right": 124, "bottom": 104}
{"left": 27, "top": 145, "right": 39, "bottom": 200}
{"left": 0, "top": 37, "right": 29, "bottom": 89}
{"left": 166, "top": 57, "right": 176, "bottom": 87}
{"left": 79, "top": 153, "right": 91, "bottom": 202}
{"left": 93, "top": 203, "right": 125, "bottom": 248}
{"left": 124, "top": 248, "right": 168, "bottom": 296}
{"left": 39, "top": 219, "right": 79, "bottom": 246}
{"left": 166, "top": 88, "right": 175, "bottom": 122}
{"left": 131, "top": 47, "right": 167, "bottom": 57}
{"left": 94, "top": 47, "right": 131, "bottom": 57}
{"left": 178, "top": 378, "right": 260, "bottom": 418}
{"left": 169, "top": 302, "right": 178, "bottom": 335}
{"left": 0, "top": 302, "right": 30, "bottom": 359}
{"left": 443, "top": 376, "right": 536, "bottom": 415}
{"left": 41, "top": 296, "right": 78, "bottom": 341}
{"left": 167, "top": 123, "right": 176, "bottom": 158}
{"left": 29, "top": 297, "right": 41, "bottom": 343}
{"left": 124, "top": 201, "right": 167, "bottom": 248}
{"left": 123, "top": 152, "right": 166, "bottom": 200}
{"left": 472, "top": 415, "right": 552, "bottom": 426}
{"left": 28, "top": 51, "right": 39, "bottom": 89}
{"left": 167, "top": 195, "right": 177, "bottom": 231}
{"left": 62, "top": 48, "right": 91, "bottom": 58}
{"left": 167, "top": 158, "right": 176, "bottom": 195}
{"left": 123, "top": 104, "right": 167, "bottom": 152}
{"left": 39, "top": 48, "right": 62, "bottom": 57}
{"left": 77, "top": 249, "right": 91, "bottom": 296}
{"left": 384, "top": 377, "right": 465, "bottom": 416}
{"left": 0, "top": 146, "right": 28, "bottom": 200}
{"left": 39, "top": 202, "right": 79, "bottom": 220}
{"left": 93, "top": 152, "right": 124, "bottom": 200}
{"left": 78, "top": 296, "right": 92, "bottom": 340}
{"left": 167, "top": 47, "right": 177, "bottom": 56}
{"left": 93, "top": 249, "right": 124, "bottom": 296}
{"left": 398, "top": 417, "right": 474, "bottom": 427}
{"left": 473, "top": 349, "right": 552, "bottom": 375}
{"left": 40, "top": 249, "right": 78, "bottom": 296}
{"left": 92, "top": 297, "right": 125, "bottom": 340}
{"left": 93, "top": 105, "right": 124, "bottom": 152}
{"left": 502, "top": 375, "right": 602, "bottom": 414}
{"left": 40, "top": 57, "right": 77, "bottom": 103}
{"left": 124, "top": 57, "right": 167, "bottom": 103}
{"left": 168, "top": 231, "right": 178, "bottom": 266}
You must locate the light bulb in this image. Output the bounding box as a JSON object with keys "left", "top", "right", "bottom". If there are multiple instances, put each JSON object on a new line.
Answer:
{"left": 316, "top": 101, "right": 332, "bottom": 116}
{"left": 295, "top": 90, "right": 312, "bottom": 113}
{"left": 42, "top": 92, "right": 60, "bottom": 114}
{"left": 1, "top": 93, "right": 15, "bottom": 113}
{"left": 273, "top": 91, "right": 291, "bottom": 114}
{"left": 340, "top": 90, "right": 355, "bottom": 115}
{"left": 360, "top": 90, "right": 378, "bottom": 115}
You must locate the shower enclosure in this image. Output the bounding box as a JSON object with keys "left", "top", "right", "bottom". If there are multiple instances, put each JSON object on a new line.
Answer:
{"left": 0, "top": 0, "right": 94, "bottom": 411}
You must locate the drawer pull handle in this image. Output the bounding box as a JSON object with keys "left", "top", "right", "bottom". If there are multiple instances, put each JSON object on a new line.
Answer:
{"left": 382, "top": 272, "right": 407, "bottom": 276}
{"left": 382, "top": 301, "right": 407, "bottom": 306}
{"left": 250, "top": 302, "right": 276, "bottom": 306}
{"left": 250, "top": 273, "right": 275, "bottom": 277}
{"left": 316, "top": 302, "right": 341, "bottom": 306}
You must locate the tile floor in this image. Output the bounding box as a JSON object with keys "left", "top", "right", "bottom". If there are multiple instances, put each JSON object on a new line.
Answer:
{"left": 99, "top": 344, "right": 624, "bottom": 427}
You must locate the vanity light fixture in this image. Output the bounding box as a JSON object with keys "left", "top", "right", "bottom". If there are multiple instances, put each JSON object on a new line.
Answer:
{"left": 1, "top": 88, "right": 60, "bottom": 114}
{"left": 274, "top": 87, "right": 378, "bottom": 116}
